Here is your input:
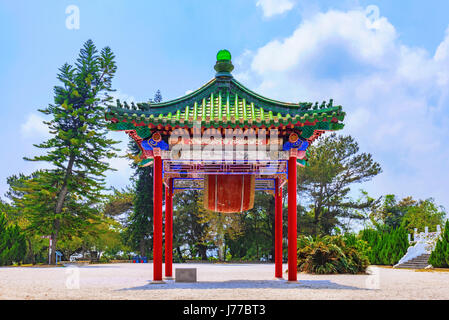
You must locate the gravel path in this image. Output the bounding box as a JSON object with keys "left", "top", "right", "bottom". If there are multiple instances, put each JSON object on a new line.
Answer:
{"left": 0, "top": 263, "right": 448, "bottom": 300}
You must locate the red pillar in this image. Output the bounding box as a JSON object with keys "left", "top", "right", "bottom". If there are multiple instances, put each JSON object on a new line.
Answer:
{"left": 153, "top": 155, "right": 163, "bottom": 281}
{"left": 288, "top": 155, "right": 297, "bottom": 281}
{"left": 165, "top": 180, "right": 173, "bottom": 278}
{"left": 275, "top": 177, "right": 283, "bottom": 278}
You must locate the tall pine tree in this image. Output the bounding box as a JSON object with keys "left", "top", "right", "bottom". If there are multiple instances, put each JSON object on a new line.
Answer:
{"left": 21, "top": 40, "right": 119, "bottom": 264}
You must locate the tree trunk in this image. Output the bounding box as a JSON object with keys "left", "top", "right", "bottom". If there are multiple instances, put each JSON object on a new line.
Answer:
{"left": 176, "top": 246, "right": 184, "bottom": 262}
{"left": 217, "top": 234, "right": 224, "bottom": 261}
{"left": 26, "top": 237, "right": 35, "bottom": 265}
{"left": 51, "top": 154, "right": 75, "bottom": 264}
{"left": 50, "top": 218, "right": 60, "bottom": 265}
{"left": 197, "top": 244, "right": 208, "bottom": 260}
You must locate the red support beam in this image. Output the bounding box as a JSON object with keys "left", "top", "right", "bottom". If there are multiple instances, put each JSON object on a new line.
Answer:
{"left": 153, "top": 155, "right": 163, "bottom": 281}
{"left": 275, "top": 177, "right": 283, "bottom": 278}
{"left": 288, "top": 155, "right": 298, "bottom": 282}
{"left": 165, "top": 180, "right": 173, "bottom": 278}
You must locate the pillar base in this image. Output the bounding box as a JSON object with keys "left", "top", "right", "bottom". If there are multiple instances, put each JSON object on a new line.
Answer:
{"left": 287, "top": 280, "right": 299, "bottom": 284}
{"left": 164, "top": 277, "right": 174, "bottom": 280}
{"left": 274, "top": 277, "right": 284, "bottom": 280}
{"left": 150, "top": 280, "right": 166, "bottom": 284}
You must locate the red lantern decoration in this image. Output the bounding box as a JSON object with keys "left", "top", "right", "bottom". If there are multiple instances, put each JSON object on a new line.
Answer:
{"left": 204, "top": 175, "right": 255, "bottom": 213}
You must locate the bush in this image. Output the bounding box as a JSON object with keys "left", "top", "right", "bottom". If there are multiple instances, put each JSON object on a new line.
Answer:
{"left": 0, "top": 213, "right": 27, "bottom": 266}
{"left": 360, "top": 226, "right": 409, "bottom": 265}
{"left": 297, "top": 234, "right": 370, "bottom": 274}
{"left": 429, "top": 220, "right": 449, "bottom": 268}
{"left": 99, "top": 255, "right": 111, "bottom": 263}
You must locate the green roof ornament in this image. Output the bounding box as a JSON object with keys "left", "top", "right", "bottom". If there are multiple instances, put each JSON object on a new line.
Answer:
{"left": 214, "top": 49, "right": 234, "bottom": 78}
{"left": 217, "top": 49, "right": 231, "bottom": 61}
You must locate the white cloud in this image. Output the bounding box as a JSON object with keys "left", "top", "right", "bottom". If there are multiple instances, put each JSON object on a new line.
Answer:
{"left": 256, "top": 0, "right": 295, "bottom": 18}
{"left": 238, "top": 7, "right": 449, "bottom": 208}
{"left": 20, "top": 113, "right": 50, "bottom": 139}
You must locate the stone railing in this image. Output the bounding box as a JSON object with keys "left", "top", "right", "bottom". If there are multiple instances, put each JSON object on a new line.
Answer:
{"left": 395, "top": 225, "right": 441, "bottom": 267}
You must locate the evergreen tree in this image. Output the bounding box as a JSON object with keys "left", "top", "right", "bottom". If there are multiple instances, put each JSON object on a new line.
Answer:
{"left": 20, "top": 40, "right": 118, "bottom": 264}
{"left": 360, "top": 226, "right": 408, "bottom": 265}
{"left": 172, "top": 190, "right": 210, "bottom": 261}
{"left": 124, "top": 90, "right": 162, "bottom": 257}
{"left": 429, "top": 220, "right": 449, "bottom": 268}
{"left": 0, "top": 212, "right": 27, "bottom": 266}
{"left": 153, "top": 90, "right": 162, "bottom": 103}
{"left": 299, "top": 134, "right": 382, "bottom": 236}
{"left": 0, "top": 212, "right": 8, "bottom": 264}
{"left": 226, "top": 191, "right": 277, "bottom": 261}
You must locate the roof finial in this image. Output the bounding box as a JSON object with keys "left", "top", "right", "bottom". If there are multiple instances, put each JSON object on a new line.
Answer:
{"left": 214, "top": 49, "right": 234, "bottom": 78}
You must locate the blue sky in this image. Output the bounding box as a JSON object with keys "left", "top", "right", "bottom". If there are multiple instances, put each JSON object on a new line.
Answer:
{"left": 1, "top": 0, "right": 449, "bottom": 213}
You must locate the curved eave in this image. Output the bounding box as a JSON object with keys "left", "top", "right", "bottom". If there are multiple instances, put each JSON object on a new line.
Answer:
{"left": 105, "top": 111, "right": 345, "bottom": 129}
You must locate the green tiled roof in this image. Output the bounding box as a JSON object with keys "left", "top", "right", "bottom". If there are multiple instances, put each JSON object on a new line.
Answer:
{"left": 105, "top": 77, "right": 345, "bottom": 131}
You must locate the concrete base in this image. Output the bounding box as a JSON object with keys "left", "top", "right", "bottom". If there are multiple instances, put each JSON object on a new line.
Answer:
{"left": 150, "top": 280, "right": 166, "bottom": 284}
{"left": 164, "top": 277, "right": 175, "bottom": 280}
{"left": 175, "top": 268, "right": 197, "bottom": 282}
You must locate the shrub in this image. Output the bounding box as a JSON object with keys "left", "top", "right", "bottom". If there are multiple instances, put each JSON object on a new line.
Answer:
{"left": 360, "top": 226, "right": 409, "bottom": 265}
{"left": 0, "top": 213, "right": 27, "bottom": 266}
{"left": 429, "top": 220, "right": 449, "bottom": 268}
{"left": 297, "top": 234, "right": 369, "bottom": 274}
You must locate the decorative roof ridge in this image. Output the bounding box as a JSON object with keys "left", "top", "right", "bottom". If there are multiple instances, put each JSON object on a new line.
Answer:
{"left": 230, "top": 79, "right": 341, "bottom": 115}
{"left": 140, "top": 77, "right": 216, "bottom": 109}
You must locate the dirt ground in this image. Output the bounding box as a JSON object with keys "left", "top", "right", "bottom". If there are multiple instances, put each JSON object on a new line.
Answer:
{"left": 0, "top": 263, "right": 448, "bottom": 300}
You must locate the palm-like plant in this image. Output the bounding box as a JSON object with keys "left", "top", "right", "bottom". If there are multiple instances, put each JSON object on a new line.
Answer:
{"left": 297, "top": 234, "right": 369, "bottom": 274}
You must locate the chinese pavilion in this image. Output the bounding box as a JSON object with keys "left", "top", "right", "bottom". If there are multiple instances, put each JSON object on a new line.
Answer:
{"left": 105, "top": 50, "right": 345, "bottom": 282}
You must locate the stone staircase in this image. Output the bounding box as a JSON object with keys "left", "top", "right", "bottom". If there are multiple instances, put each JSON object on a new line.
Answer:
{"left": 394, "top": 253, "right": 431, "bottom": 269}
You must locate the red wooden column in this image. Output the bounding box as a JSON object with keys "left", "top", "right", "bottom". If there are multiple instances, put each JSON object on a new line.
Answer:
{"left": 164, "top": 179, "right": 173, "bottom": 278}
{"left": 288, "top": 153, "right": 298, "bottom": 282}
{"left": 153, "top": 155, "right": 163, "bottom": 281}
{"left": 275, "top": 177, "right": 283, "bottom": 278}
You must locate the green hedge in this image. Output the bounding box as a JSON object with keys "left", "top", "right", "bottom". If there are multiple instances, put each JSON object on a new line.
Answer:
{"left": 0, "top": 213, "right": 27, "bottom": 266}
{"left": 429, "top": 220, "right": 449, "bottom": 268}
{"left": 360, "top": 227, "right": 409, "bottom": 265}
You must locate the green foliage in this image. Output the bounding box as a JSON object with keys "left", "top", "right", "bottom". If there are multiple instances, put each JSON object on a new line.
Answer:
{"left": 226, "top": 191, "right": 276, "bottom": 261}
{"left": 122, "top": 166, "right": 153, "bottom": 257}
{"left": 369, "top": 195, "right": 446, "bottom": 234}
{"left": 429, "top": 220, "right": 449, "bottom": 268}
{"left": 0, "top": 213, "right": 27, "bottom": 266}
{"left": 172, "top": 190, "right": 210, "bottom": 261}
{"left": 360, "top": 226, "right": 409, "bottom": 265}
{"left": 299, "top": 134, "right": 382, "bottom": 235}
{"left": 15, "top": 40, "right": 119, "bottom": 264}
{"left": 401, "top": 198, "right": 446, "bottom": 234}
{"left": 123, "top": 90, "right": 163, "bottom": 257}
{"left": 297, "top": 234, "right": 370, "bottom": 274}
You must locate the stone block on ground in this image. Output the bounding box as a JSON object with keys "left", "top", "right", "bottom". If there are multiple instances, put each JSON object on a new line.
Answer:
{"left": 175, "top": 268, "right": 197, "bottom": 282}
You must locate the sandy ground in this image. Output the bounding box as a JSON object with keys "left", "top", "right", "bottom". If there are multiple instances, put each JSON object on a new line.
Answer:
{"left": 0, "top": 263, "right": 448, "bottom": 300}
